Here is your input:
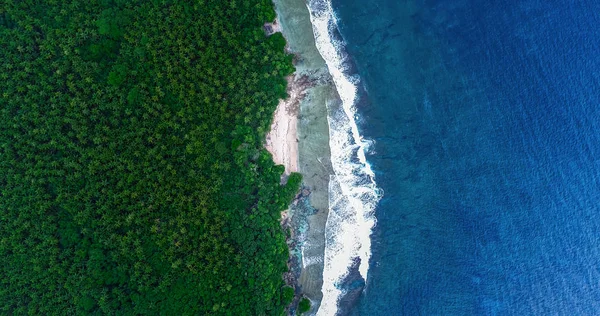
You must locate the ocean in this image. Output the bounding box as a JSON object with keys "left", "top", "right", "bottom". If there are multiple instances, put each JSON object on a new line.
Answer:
{"left": 306, "top": 0, "right": 600, "bottom": 314}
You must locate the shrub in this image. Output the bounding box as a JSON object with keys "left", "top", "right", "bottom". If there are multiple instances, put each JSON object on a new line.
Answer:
{"left": 298, "top": 297, "right": 311, "bottom": 314}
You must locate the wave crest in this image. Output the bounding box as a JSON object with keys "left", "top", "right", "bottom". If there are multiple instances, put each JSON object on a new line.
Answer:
{"left": 305, "top": 1, "right": 381, "bottom": 314}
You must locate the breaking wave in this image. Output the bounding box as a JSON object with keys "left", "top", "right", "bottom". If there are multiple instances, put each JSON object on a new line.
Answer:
{"left": 305, "top": 1, "right": 382, "bottom": 314}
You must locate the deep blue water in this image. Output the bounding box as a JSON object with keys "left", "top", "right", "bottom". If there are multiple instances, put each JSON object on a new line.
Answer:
{"left": 330, "top": 0, "right": 600, "bottom": 314}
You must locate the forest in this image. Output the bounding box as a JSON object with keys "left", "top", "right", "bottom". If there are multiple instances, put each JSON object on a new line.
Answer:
{"left": 0, "top": 0, "right": 301, "bottom": 314}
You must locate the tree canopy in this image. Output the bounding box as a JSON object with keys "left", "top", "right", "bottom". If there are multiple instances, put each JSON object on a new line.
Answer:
{"left": 0, "top": 0, "right": 299, "bottom": 314}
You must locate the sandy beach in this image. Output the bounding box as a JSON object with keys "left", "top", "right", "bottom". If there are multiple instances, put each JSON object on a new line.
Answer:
{"left": 265, "top": 0, "right": 340, "bottom": 314}
{"left": 265, "top": 75, "right": 312, "bottom": 175}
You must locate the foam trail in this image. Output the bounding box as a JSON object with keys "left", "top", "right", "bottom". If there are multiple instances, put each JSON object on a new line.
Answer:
{"left": 305, "top": 1, "right": 381, "bottom": 314}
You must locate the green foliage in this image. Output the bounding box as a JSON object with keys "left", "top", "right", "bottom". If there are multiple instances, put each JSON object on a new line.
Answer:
{"left": 0, "top": 0, "right": 298, "bottom": 314}
{"left": 298, "top": 297, "right": 311, "bottom": 314}
{"left": 268, "top": 32, "right": 288, "bottom": 51}
{"left": 107, "top": 64, "right": 128, "bottom": 86}
{"left": 96, "top": 8, "right": 130, "bottom": 39}
{"left": 282, "top": 286, "right": 295, "bottom": 305}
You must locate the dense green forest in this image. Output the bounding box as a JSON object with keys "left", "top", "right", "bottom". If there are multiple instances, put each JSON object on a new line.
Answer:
{"left": 0, "top": 0, "right": 301, "bottom": 314}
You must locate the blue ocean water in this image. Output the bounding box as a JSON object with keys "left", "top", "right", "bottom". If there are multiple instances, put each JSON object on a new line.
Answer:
{"left": 328, "top": 0, "right": 600, "bottom": 314}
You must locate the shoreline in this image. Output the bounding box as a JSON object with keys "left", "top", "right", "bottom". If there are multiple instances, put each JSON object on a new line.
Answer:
{"left": 266, "top": 0, "right": 339, "bottom": 314}
{"left": 269, "top": 0, "right": 382, "bottom": 314}
{"left": 265, "top": 75, "right": 314, "bottom": 176}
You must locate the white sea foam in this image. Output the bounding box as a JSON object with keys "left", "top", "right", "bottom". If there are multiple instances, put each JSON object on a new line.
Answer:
{"left": 305, "top": 1, "right": 381, "bottom": 314}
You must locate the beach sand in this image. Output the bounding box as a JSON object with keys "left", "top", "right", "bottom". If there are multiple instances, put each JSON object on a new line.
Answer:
{"left": 266, "top": 0, "right": 340, "bottom": 313}
{"left": 265, "top": 75, "right": 312, "bottom": 175}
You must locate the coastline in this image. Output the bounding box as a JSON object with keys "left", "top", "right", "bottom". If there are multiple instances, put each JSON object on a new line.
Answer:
{"left": 270, "top": 0, "right": 383, "bottom": 314}
{"left": 265, "top": 75, "right": 304, "bottom": 176}
{"left": 266, "top": 0, "right": 338, "bottom": 313}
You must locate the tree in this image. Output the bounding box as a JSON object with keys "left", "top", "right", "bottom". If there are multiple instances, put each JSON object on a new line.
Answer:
{"left": 298, "top": 297, "right": 311, "bottom": 314}
{"left": 0, "top": 0, "right": 299, "bottom": 314}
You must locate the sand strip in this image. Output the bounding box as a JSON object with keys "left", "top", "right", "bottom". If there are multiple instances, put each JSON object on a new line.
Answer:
{"left": 265, "top": 75, "right": 313, "bottom": 175}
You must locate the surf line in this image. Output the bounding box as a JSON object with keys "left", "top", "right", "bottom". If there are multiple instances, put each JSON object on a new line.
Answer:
{"left": 305, "top": 0, "right": 382, "bottom": 314}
